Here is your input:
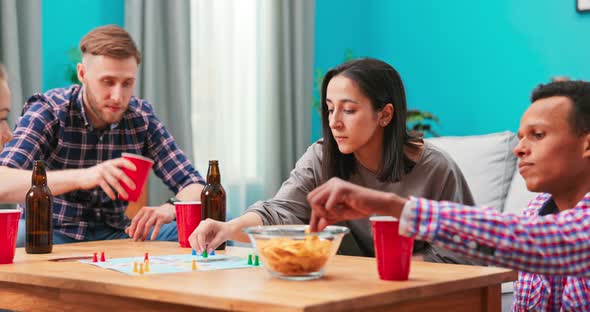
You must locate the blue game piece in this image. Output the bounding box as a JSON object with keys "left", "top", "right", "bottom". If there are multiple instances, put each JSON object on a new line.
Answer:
{"left": 210, "top": 250, "right": 216, "bottom": 256}
{"left": 191, "top": 249, "right": 197, "bottom": 256}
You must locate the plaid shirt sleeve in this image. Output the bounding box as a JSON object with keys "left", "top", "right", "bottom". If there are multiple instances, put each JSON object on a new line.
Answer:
{"left": 399, "top": 195, "right": 590, "bottom": 277}
{"left": 143, "top": 103, "right": 205, "bottom": 193}
{"left": 0, "top": 98, "right": 58, "bottom": 168}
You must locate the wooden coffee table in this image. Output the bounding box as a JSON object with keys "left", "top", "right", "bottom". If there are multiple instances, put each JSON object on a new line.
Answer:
{"left": 0, "top": 240, "right": 516, "bottom": 311}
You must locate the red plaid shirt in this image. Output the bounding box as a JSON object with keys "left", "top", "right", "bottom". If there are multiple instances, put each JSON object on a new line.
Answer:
{"left": 401, "top": 193, "right": 590, "bottom": 311}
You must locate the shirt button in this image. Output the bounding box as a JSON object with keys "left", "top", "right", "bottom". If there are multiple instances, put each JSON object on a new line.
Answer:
{"left": 467, "top": 241, "right": 477, "bottom": 249}
{"left": 453, "top": 235, "right": 461, "bottom": 243}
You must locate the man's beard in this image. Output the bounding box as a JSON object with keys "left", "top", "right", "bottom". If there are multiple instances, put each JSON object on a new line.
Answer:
{"left": 84, "top": 85, "right": 124, "bottom": 127}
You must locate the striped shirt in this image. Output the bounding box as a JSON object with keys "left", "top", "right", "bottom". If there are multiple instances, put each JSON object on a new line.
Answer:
{"left": 0, "top": 85, "right": 205, "bottom": 240}
{"left": 400, "top": 193, "right": 590, "bottom": 311}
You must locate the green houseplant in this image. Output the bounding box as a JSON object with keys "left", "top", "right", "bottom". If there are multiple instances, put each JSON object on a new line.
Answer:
{"left": 406, "top": 110, "right": 440, "bottom": 137}
{"left": 65, "top": 47, "right": 82, "bottom": 85}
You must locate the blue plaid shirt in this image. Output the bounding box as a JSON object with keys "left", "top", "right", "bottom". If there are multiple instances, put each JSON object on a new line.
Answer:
{"left": 0, "top": 85, "right": 205, "bottom": 240}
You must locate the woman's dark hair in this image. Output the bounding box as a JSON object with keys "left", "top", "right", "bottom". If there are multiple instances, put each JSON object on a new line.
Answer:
{"left": 321, "top": 58, "right": 419, "bottom": 183}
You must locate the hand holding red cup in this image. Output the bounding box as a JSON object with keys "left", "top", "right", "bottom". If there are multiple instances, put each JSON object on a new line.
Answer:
{"left": 118, "top": 153, "right": 154, "bottom": 202}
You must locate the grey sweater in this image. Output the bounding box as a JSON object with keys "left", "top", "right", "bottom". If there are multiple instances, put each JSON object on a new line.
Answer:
{"left": 245, "top": 140, "right": 481, "bottom": 265}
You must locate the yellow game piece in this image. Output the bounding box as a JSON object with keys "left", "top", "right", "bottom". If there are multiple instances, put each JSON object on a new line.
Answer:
{"left": 192, "top": 259, "right": 197, "bottom": 271}
{"left": 139, "top": 263, "right": 144, "bottom": 274}
{"left": 133, "top": 261, "right": 138, "bottom": 273}
{"left": 144, "top": 260, "right": 150, "bottom": 272}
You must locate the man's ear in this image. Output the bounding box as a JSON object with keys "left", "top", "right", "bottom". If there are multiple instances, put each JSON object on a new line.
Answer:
{"left": 76, "top": 62, "right": 85, "bottom": 84}
{"left": 380, "top": 103, "right": 394, "bottom": 127}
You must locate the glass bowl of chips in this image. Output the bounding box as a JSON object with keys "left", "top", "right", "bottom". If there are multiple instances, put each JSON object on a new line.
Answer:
{"left": 243, "top": 224, "right": 350, "bottom": 281}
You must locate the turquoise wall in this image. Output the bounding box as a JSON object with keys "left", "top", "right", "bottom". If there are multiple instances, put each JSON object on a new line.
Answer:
{"left": 313, "top": 0, "right": 590, "bottom": 137}
{"left": 312, "top": 0, "right": 372, "bottom": 142}
{"left": 42, "top": 1, "right": 590, "bottom": 136}
{"left": 42, "top": 0, "right": 124, "bottom": 91}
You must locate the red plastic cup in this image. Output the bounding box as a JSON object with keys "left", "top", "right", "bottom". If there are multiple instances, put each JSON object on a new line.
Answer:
{"left": 0, "top": 209, "right": 21, "bottom": 264}
{"left": 118, "top": 153, "right": 154, "bottom": 202}
{"left": 175, "top": 201, "right": 202, "bottom": 248}
{"left": 371, "top": 216, "right": 414, "bottom": 281}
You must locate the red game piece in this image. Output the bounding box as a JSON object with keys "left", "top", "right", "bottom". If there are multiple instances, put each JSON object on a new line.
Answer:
{"left": 100, "top": 251, "right": 106, "bottom": 262}
{"left": 92, "top": 252, "right": 98, "bottom": 263}
{"left": 144, "top": 252, "right": 149, "bottom": 262}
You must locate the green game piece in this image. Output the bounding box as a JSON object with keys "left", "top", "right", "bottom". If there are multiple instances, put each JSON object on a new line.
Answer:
{"left": 247, "top": 254, "right": 253, "bottom": 265}
{"left": 202, "top": 249, "right": 208, "bottom": 258}
{"left": 254, "top": 255, "right": 259, "bottom": 266}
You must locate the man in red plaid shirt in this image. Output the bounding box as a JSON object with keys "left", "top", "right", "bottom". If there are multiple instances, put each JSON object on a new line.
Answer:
{"left": 308, "top": 80, "right": 590, "bottom": 310}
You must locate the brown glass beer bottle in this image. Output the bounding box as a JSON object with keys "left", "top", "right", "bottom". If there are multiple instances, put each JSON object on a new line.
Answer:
{"left": 25, "top": 160, "right": 53, "bottom": 254}
{"left": 201, "top": 160, "right": 227, "bottom": 250}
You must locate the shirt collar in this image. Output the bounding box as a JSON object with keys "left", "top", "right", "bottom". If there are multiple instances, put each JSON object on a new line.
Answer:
{"left": 538, "top": 197, "right": 559, "bottom": 216}
{"left": 76, "top": 86, "right": 120, "bottom": 131}
{"left": 538, "top": 192, "right": 590, "bottom": 216}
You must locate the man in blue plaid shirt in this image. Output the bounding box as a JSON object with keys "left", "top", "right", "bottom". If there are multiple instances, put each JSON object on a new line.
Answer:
{"left": 0, "top": 25, "right": 205, "bottom": 245}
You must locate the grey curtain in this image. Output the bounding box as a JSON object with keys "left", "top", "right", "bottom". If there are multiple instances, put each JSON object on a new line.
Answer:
{"left": 125, "top": 0, "right": 194, "bottom": 205}
{"left": 0, "top": 0, "right": 42, "bottom": 208}
{"left": 259, "top": 0, "right": 315, "bottom": 185}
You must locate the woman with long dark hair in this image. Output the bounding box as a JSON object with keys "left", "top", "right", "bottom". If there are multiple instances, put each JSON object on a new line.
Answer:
{"left": 190, "top": 58, "right": 476, "bottom": 264}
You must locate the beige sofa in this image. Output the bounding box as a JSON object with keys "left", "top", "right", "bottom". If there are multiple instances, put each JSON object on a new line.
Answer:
{"left": 427, "top": 131, "right": 538, "bottom": 215}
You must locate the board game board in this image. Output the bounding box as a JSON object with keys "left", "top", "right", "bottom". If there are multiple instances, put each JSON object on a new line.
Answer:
{"left": 80, "top": 253, "right": 259, "bottom": 276}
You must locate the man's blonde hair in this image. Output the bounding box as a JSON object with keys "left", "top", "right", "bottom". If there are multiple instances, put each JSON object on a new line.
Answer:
{"left": 80, "top": 25, "right": 141, "bottom": 64}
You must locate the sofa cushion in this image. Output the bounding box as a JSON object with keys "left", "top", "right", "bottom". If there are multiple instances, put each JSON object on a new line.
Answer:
{"left": 504, "top": 167, "right": 540, "bottom": 214}
{"left": 426, "top": 131, "right": 518, "bottom": 211}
